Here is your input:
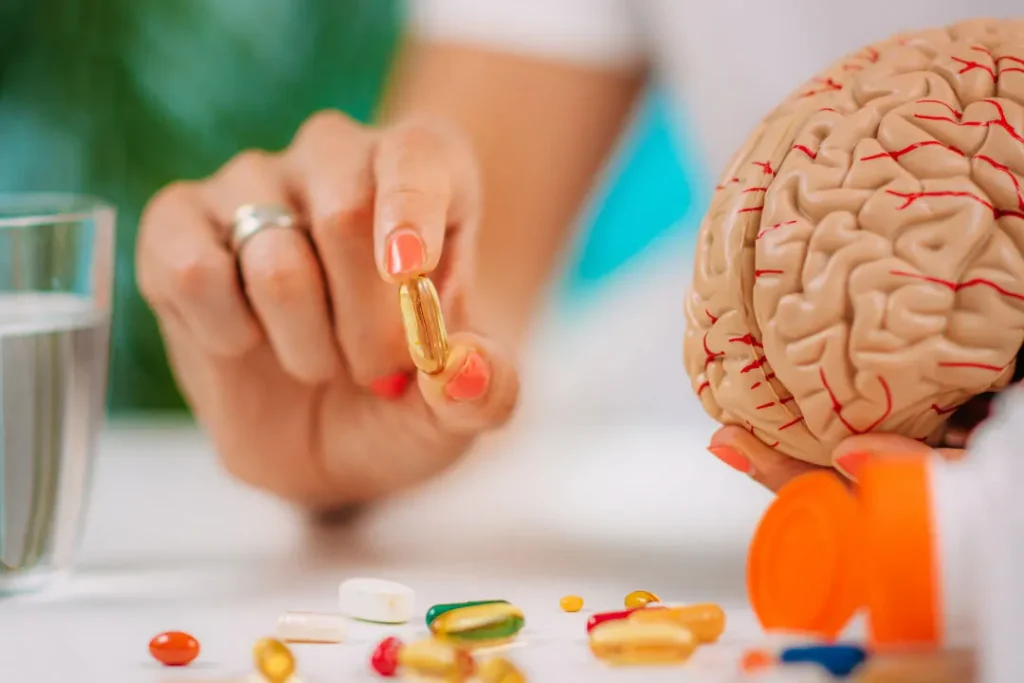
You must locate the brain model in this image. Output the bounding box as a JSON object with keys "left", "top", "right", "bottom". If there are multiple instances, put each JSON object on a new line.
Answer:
{"left": 684, "top": 18, "right": 1024, "bottom": 466}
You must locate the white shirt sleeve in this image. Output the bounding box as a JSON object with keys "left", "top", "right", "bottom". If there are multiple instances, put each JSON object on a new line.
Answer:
{"left": 408, "top": 0, "right": 645, "bottom": 67}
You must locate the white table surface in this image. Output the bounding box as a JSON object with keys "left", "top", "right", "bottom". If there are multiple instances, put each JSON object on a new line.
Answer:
{"left": 0, "top": 412, "right": 805, "bottom": 683}
{"left": 1, "top": 253, "right": 835, "bottom": 681}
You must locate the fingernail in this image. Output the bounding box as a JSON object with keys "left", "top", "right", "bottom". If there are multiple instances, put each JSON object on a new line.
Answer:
{"left": 444, "top": 351, "right": 490, "bottom": 402}
{"left": 708, "top": 446, "right": 753, "bottom": 475}
{"left": 835, "top": 451, "right": 869, "bottom": 481}
{"left": 385, "top": 227, "right": 425, "bottom": 277}
{"left": 369, "top": 372, "right": 412, "bottom": 400}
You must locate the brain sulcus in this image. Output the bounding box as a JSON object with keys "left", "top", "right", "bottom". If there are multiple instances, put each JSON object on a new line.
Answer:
{"left": 684, "top": 18, "right": 1024, "bottom": 466}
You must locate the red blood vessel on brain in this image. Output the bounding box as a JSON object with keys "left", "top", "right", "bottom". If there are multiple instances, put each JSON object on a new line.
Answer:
{"left": 684, "top": 18, "right": 1024, "bottom": 465}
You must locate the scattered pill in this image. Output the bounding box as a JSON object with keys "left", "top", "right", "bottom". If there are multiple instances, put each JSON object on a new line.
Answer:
{"left": 275, "top": 611, "right": 346, "bottom": 644}
{"left": 588, "top": 620, "right": 697, "bottom": 666}
{"left": 338, "top": 578, "right": 415, "bottom": 624}
{"left": 430, "top": 602, "right": 526, "bottom": 647}
{"left": 398, "top": 638, "right": 476, "bottom": 682}
{"left": 780, "top": 644, "right": 868, "bottom": 678}
{"left": 149, "top": 631, "right": 200, "bottom": 667}
{"left": 253, "top": 638, "right": 295, "bottom": 683}
{"left": 627, "top": 603, "right": 726, "bottom": 643}
{"left": 740, "top": 648, "right": 775, "bottom": 673}
{"left": 586, "top": 608, "right": 642, "bottom": 633}
{"left": 425, "top": 600, "right": 510, "bottom": 627}
{"left": 623, "top": 590, "right": 660, "bottom": 609}
{"left": 559, "top": 595, "right": 584, "bottom": 613}
{"left": 478, "top": 657, "right": 526, "bottom": 683}
{"left": 399, "top": 276, "right": 449, "bottom": 374}
{"left": 370, "top": 636, "right": 404, "bottom": 677}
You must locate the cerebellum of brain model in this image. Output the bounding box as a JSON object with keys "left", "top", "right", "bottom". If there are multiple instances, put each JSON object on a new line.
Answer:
{"left": 684, "top": 18, "right": 1024, "bottom": 467}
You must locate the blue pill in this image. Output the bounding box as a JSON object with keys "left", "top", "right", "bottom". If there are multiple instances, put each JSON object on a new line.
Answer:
{"left": 779, "top": 644, "right": 868, "bottom": 677}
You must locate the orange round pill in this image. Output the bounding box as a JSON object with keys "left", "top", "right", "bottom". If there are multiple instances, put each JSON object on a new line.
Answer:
{"left": 740, "top": 649, "right": 775, "bottom": 673}
{"left": 149, "top": 631, "right": 200, "bottom": 666}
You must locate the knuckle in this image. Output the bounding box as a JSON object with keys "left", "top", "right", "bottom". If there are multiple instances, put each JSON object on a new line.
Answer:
{"left": 141, "top": 181, "right": 199, "bottom": 226}
{"left": 293, "top": 110, "right": 358, "bottom": 148}
{"left": 216, "top": 149, "right": 277, "bottom": 183}
{"left": 168, "top": 254, "right": 231, "bottom": 300}
{"left": 247, "top": 258, "right": 308, "bottom": 303}
{"left": 310, "top": 199, "right": 372, "bottom": 242}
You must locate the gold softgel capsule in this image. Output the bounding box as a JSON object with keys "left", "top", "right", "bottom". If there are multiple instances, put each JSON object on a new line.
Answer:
{"left": 399, "top": 275, "right": 449, "bottom": 374}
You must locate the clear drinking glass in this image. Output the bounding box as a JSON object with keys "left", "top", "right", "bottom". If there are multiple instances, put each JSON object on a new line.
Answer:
{"left": 0, "top": 195, "right": 114, "bottom": 593}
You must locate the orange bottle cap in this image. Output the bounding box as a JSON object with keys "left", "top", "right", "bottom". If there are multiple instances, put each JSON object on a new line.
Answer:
{"left": 747, "top": 471, "right": 864, "bottom": 639}
{"left": 858, "top": 454, "right": 940, "bottom": 650}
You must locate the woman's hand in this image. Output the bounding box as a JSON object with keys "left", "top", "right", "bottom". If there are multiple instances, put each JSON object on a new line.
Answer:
{"left": 707, "top": 426, "right": 966, "bottom": 492}
{"left": 137, "top": 112, "right": 520, "bottom": 510}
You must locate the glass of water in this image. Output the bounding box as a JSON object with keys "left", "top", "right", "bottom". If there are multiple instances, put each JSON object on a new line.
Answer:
{"left": 0, "top": 195, "right": 114, "bottom": 593}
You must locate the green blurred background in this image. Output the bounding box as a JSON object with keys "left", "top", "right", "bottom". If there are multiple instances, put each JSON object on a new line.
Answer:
{"left": 0, "top": 0, "right": 701, "bottom": 415}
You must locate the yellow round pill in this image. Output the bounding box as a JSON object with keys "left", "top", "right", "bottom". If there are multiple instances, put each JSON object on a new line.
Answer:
{"left": 559, "top": 595, "right": 584, "bottom": 612}
{"left": 624, "top": 590, "right": 660, "bottom": 609}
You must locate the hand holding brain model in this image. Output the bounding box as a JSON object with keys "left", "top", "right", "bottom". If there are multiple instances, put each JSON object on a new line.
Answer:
{"left": 685, "top": 18, "right": 1024, "bottom": 483}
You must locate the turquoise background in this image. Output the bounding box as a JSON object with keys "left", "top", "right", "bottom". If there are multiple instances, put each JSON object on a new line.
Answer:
{"left": 562, "top": 88, "right": 709, "bottom": 297}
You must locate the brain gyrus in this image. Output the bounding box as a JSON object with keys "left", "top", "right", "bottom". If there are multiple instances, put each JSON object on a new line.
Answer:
{"left": 684, "top": 18, "right": 1024, "bottom": 466}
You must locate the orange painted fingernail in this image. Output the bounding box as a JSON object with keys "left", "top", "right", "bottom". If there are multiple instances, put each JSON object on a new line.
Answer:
{"left": 369, "top": 372, "right": 412, "bottom": 400}
{"left": 835, "top": 451, "right": 869, "bottom": 481}
{"left": 444, "top": 351, "right": 490, "bottom": 402}
{"left": 708, "top": 446, "right": 752, "bottom": 475}
{"left": 385, "top": 227, "right": 425, "bottom": 277}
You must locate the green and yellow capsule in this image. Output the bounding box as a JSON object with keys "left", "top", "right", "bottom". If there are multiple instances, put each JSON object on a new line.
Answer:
{"left": 425, "top": 600, "right": 510, "bottom": 628}
{"left": 429, "top": 602, "right": 525, "bottom": 647}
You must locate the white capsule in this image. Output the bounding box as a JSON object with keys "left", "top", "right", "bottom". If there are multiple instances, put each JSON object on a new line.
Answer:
{"left": 337, "top": 577, "right": 415, "bottom": 624}
{"left": 275, "top": 611, "right": 347, "bottom": 643}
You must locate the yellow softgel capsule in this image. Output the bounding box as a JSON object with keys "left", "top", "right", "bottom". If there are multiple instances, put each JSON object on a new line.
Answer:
{"left": 478, "top": 656, "right": 527, "bottom": 683}
{"left": 399, "top": 275, "right": 449, "bottom": 374}
{"left": 559, "top": 595, "right": 584, "bottom": 613}
{"left": 627, "top": 603, "right": 726, "bottom": 643}
{"left": 430, "top": 602, "right": 526, "bottom": 647}
{"left": 252, "top": 638, "right": 295, "bottom": 683}
{"left": 623, "top": 590, "right": 660, "bottom": 609}
{"left": 588, "top": 620, "right": 697, "bottom": 666}
{"left": 397, "top": 638, "right": 475, "bottom": 682}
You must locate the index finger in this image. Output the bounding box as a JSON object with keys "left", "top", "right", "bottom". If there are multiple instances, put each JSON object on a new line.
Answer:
{"left": 372, "top": 120, "right": 480, "bottom": 283}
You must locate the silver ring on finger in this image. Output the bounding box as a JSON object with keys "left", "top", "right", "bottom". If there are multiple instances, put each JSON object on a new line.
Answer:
{"left": 230, "top": 203, "right": 296, "bottom": 254}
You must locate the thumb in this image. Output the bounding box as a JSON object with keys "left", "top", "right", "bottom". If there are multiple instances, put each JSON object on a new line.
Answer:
{"left": 417, "top": 332, "right": 520, "bottom": 434}
{"left": 708, "top": 425, "right": 833, "bottom": 493}
{"left": 831, "top": 434, "right": 964, "bottom": 483}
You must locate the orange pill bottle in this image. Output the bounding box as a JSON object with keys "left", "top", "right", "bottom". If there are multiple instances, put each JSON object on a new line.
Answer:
{"left": 746, "top": 388, "right": 1023, "bottom": 683}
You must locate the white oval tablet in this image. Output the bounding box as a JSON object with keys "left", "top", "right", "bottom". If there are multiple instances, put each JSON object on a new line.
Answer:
{"left": 276, "top": 611, "right": 347, "bottom": 643}
{"left": 338, "top": 577, "right": 415, "bottom": 624}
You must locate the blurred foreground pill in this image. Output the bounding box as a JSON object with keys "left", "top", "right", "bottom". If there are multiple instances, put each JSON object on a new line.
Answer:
{"left": 253, "top": 638, "right": 295, "bottom": 683}
{"left": 589, "top": 620, "right": 696, "bottom": 666}
{"left": 275, "top": 611, "right": 346, "bottom": 644}
{"left": 398, "top": 638, "right": 476, "bottom": 682}
{"left": 559, "top": 595, "right": 584, "bottom": 612}
{"left": 779, "top": 644, "right": 867, "bottom": 678}
{"left": 627, "top": 603, "right": 726, "bottom": 643}
{"left": 478, "top": 656, "right": 526, "bottom": 683}
{"left": 338, "top": 578, "right": 414, "bottom": 624}
{"left": 586, "top": 608, "right": 641, "bottom": 633}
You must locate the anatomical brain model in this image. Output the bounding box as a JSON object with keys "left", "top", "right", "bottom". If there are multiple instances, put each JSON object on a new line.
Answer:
{"left": 685, "top": 18, "right": 1024, "bottom": 466}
